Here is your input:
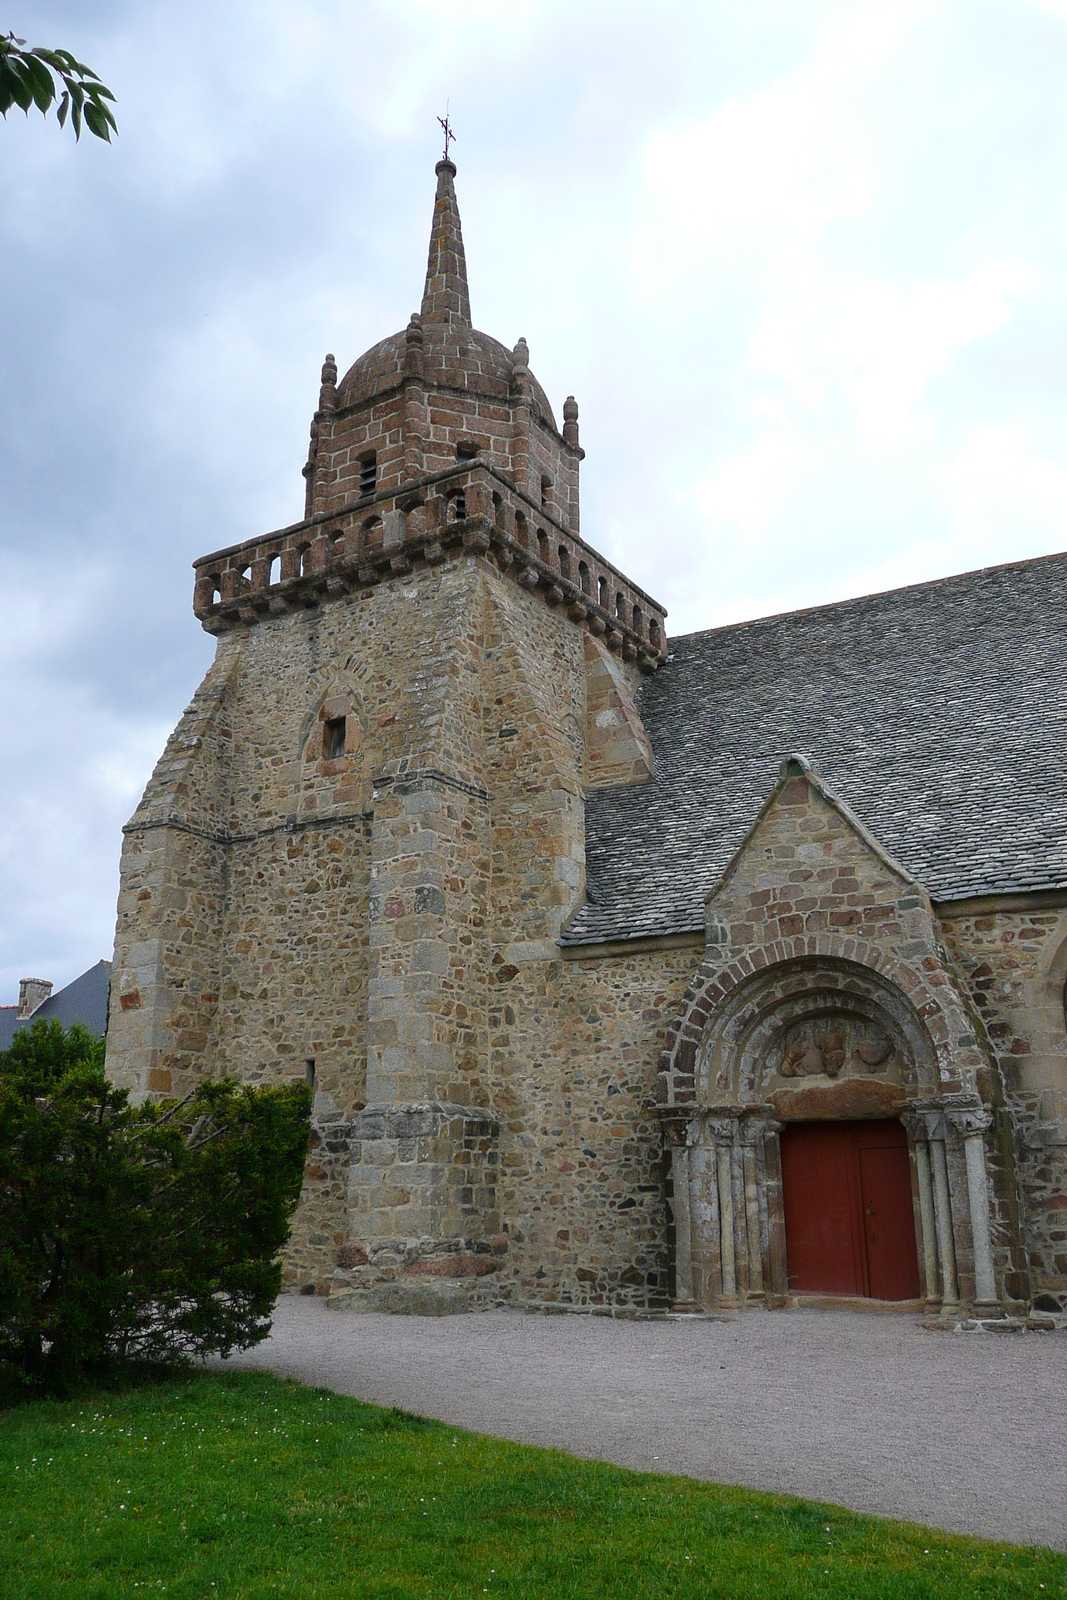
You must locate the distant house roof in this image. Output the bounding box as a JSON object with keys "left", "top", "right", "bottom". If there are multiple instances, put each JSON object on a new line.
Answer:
{"left": 0, "top": 960, "right": 111, "bottom": 1051}
{"left": 562, "top": 551, "right": 1067, "bottom": 947}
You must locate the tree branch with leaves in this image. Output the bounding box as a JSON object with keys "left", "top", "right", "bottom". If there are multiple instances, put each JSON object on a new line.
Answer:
{"left": 1, "top": 31, "right": 116, "bottom": 142}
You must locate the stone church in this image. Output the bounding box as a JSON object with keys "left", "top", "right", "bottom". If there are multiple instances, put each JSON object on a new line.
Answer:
{"left": 106, "top": 157, "right": 1067, "bottom": 1321}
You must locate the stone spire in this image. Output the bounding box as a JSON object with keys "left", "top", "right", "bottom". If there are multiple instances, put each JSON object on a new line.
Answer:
{"left": 420, "top": 158, "right": 471, "bottom": 327}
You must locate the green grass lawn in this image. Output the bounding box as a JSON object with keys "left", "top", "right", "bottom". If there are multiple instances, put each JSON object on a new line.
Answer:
{"left": 1, "top": 1369, "right": 1064, "bottom": 1599}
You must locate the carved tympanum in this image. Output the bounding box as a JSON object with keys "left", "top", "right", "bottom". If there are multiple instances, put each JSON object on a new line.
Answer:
{"left": 776, "top": 1017, "right": 896, "bottom": 1080}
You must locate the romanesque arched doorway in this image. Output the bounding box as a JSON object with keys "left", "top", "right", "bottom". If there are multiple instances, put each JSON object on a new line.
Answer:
{"left": 780, "top": 1118, "right": 921, "bottom": 1301}
{"left": 657, "top": 950, "right": 1003, "bottom": 1313}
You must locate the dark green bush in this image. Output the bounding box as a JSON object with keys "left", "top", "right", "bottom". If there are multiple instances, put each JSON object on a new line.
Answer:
{"left": 0, "top": 1020, "right": 310, "bottom": 1396}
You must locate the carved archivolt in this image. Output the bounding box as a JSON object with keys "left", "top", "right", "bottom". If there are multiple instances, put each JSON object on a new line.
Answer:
{"left": 695, "top": 955, "right": 938, "bottom": 1104}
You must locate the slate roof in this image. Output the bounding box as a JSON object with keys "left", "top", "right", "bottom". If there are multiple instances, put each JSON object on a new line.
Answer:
{"left": 0, "top": 960, "right": 111, "bottom": 1051}
{"left": 562, "top": 552, "right": 1067, "bottom": 946}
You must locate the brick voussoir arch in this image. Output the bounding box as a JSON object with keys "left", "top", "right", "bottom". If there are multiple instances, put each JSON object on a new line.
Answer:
{"left": 658, "top": 933, "right": 963, "bottom": 1106}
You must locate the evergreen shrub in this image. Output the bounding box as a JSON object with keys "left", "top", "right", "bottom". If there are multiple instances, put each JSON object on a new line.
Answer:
{"left": 0, "top": 1020, "right": 311, "bottom": 1396}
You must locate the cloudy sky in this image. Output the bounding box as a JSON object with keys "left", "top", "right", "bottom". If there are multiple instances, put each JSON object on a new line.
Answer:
{"left": 3, "top": 0, "right": 1067, "bottom": 998}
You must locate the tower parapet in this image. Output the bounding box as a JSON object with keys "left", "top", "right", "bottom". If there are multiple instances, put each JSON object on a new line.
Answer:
{"left": 193, "top": 459, "right": 666, "bottom": 669}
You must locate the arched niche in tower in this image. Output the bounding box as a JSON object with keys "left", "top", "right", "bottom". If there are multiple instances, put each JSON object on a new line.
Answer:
{"left": 298, "top": 680, "right": 368, "bottom": 808}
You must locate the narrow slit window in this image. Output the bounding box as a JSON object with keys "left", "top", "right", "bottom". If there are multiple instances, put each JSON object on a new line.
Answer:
{"left": 453, "top": 491, "right": 467, "bottom": 519}
{"left": 360, "top": 454, "right": 377, "bottom": 497}
{"left": 326, "top": 717, "right": 346, "bottom": 761}
{"left": 540, "top": 475, "right": 552, "bottom": 510}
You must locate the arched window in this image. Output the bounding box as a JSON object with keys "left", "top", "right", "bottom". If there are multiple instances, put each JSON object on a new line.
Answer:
{"left": 616, "top": 592, "right": 626, "bottom": 620}
{"left": 208, "top": 572, "right": 221, "bottom": 604}
{"left": 598, "top": 575, "right": 609, "bottom": 609}
{"left": 578, "top": 560, "right": 591, "bottom": 595}
{"left": 515, "top": 511, "right": 529, "bottom": 550}
{"left": 297, "top": 542, "right": 312, "bottom": 576}
{"left": 537, "top": 530, "right": 551, "bottom": 566}
{"left": 649, "top": 620, "right": 662, "bottom": 650}
{"left": 540, "top": 475, "right": 552, "bottom": 510}
{"left": 236, "top": 564, "right": 251, "bottom": 591}
{"left": 267, "top": 554, "right": 281, "bottom": 586}
{"left": 558, "top": 544, "right": 571, "bottom": 580}
{"left": 632, "top": 606, "right": 643, "bottom": 637}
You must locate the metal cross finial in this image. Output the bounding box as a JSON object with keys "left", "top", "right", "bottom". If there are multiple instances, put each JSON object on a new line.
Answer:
{"left": 437, "top": 108, "right": 456, "bottom": 161}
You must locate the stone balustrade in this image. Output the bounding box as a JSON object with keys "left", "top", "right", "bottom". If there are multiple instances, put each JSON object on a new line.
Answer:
{"left": 193, "top": 462, "right": 668, "bottom": 670}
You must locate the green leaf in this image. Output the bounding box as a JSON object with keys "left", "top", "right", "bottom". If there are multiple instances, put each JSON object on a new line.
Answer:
{"left": 83, "top": 101, "right": 112, "bottom": 142}
{"left": 56, "top": 89, "right": 68, "bottom": 128}
{"left": 3, "top": 56, "right": 35, "bottom": 113}
{"left": 24, "top": 53, "right": 55, "bottom": 114}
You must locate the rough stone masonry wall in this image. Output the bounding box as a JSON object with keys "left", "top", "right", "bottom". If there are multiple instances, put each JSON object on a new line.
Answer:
{"left": 495, "top": 944, "right": 698, "bottom": 1307}
{"left": 941, "top": 905, "right": 1067, "bottom": 1310}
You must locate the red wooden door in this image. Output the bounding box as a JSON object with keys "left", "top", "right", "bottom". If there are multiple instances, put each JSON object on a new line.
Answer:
{"left": 859, "top": 1138, "right": 921, "bottom": 1300}
{"left": 780, "top": 1120, "right": 920, "bottom": 1300}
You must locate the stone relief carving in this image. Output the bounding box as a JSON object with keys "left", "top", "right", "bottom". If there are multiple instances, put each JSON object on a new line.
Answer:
{"left": 775, "top": 1016, "right": 897, "bottom": 1081}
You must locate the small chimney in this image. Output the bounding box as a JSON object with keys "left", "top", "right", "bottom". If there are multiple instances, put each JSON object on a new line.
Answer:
{"left": 17, "top": 978, "right": 52, "bottom": 1019}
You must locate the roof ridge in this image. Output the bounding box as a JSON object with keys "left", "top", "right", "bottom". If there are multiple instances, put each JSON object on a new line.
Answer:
{"left": 668, "top": 547, "right": 1067, "bottom": 647}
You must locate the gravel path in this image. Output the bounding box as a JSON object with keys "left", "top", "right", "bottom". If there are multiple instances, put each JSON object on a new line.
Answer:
{"left": 219, "top": 1299, "right": 1067, "bottom": 1550}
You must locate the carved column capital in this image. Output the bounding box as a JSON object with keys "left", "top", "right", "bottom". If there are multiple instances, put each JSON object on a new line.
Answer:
{"left": 907, "top": 1100, "right": 949, "bottom": 1142}
{"left": 738, "top": 1105, "right": 782, "bottom": 1145}
{"left": 662, "top": 1115, "right": 692, "bottom": 1149}
{"left": 944, "top": 1096, "right": 993, "bottom": 1138}
{"left": 704, "top": 1105, "right": 744, "bottom": 1146}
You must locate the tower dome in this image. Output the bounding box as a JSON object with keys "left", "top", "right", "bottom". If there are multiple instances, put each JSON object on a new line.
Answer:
{"left": 336, "top": 160, "right": 556, "bottom": 427}
{"left": 302, "top": 158, "right": 567, "bottom": 521}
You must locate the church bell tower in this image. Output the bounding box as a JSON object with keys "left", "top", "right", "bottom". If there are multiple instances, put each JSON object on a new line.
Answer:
{"left": 106, "top": 156, "right": 668, "bottom": 1305}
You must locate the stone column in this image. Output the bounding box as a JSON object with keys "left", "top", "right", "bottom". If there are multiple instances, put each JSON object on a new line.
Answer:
{"left": 947, "top": 1104, "right": 999, "bottom": 1314}
{"left": 739, "top": 1111, "right": 778, "bottom": 1304}
{"left": 761, "top": 1119, "right": 788, "bottom": 1301}
{"left": 666, "top": 1120, "right": 695, "bottom": 1307}
{"left": 716, "top": 1145, "right": 736, "bottom": 1299}
{"left": 903, "top": 1111, "right": 941, "bottom": 1309}
{"left": 708, "top": 1115, "right": 739, "bottom": 1305}
{"left": 922, "top": 1109, "right": 960, "bottom": 1311}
